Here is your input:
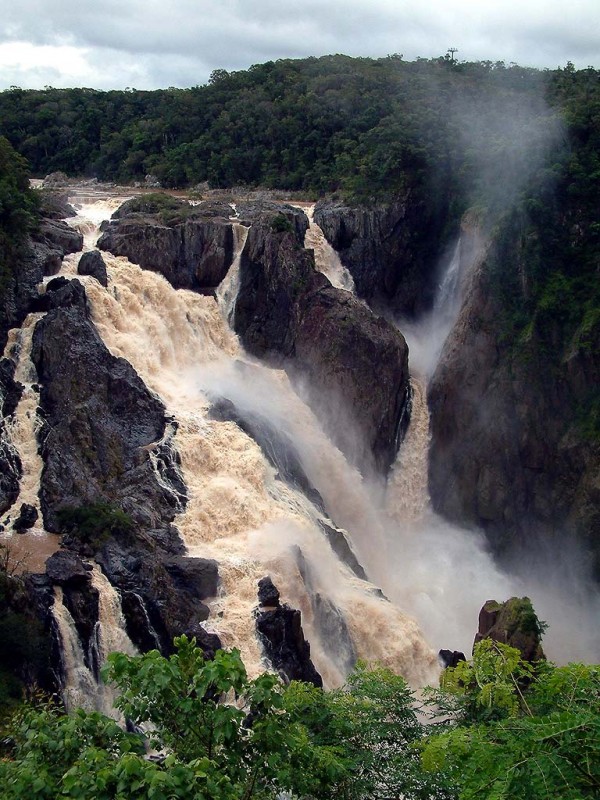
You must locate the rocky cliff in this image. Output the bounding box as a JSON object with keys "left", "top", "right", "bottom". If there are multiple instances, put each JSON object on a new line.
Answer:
{"left": 428, "top": 209, "right": 600, "bottom": 573}
{"left": 233, "top": 205, "right": 411, "bottom": 475}
{"left": 97, "top": 196, "right": 236, "bottom": 293}
{"left": 314, "top": 194, "right": 451, "bottom": 318}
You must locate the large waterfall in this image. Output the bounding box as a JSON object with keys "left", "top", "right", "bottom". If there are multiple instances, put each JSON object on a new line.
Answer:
{"left": 3, "top": 190, "right": 598, "bottom": 716}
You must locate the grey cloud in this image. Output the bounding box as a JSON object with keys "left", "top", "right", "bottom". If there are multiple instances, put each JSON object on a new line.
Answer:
{"left": 0, "top": 0, "right": 598, "bottom": 90}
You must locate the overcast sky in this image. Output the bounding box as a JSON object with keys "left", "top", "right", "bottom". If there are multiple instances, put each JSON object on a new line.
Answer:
{"left": 0, "top": 0, "right": 598, "bottom": 90}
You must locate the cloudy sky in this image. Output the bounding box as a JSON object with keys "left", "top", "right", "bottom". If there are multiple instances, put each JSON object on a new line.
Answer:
{"left": 0, "top": 0, "right": 598, "bottom": 90}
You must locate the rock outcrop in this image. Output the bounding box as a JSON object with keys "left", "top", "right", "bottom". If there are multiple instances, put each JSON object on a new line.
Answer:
{"left": 474, "top": 597, "right": 546, "bottom": 663}
{"left": 234, "top": 208, "right": 411, "bottom": 474}
{"left": 31, "top": 279, "right": 185, "bottom": 538}
{"left": 255, "top": 577, "right": 323, "bottom": 687}
{"left": 97, "top": 196, "right": 237, "bottom": 293}
{"left": 314, "top": 196, "right": 451, "bottom": 317}
{"left": 78, "top": 250, "right": 108, "bottom": 286}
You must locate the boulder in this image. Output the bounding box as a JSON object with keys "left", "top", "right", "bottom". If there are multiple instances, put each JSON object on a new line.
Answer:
{"left": 97, "top": 196, "right": 236, "bottom": 292}
{"left": 78, "top": 251, "right": 108, "bottom": 287}
{"left": 12, "top": 503, "right": 38, "bottom": 532}
{"left": 474, "top": 597, "right": 545, "bottom": 663}
{"left": 46, "top": 550, "right": 93, "bottom": 586}
{"left": 255, "top": 578, "right": 322, "bottom": 687}
{"left": 36, "top": 219, "right": 83, "bottom": 255}
{"left": 257, "top": 576, "right": 280, "bottom": 607}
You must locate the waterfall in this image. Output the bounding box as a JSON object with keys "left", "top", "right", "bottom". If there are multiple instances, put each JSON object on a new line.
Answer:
{"left": 41, "top": 192, "right": 599, "bottom": 708}
{"left": 1, "top": 313, "right": 60, "bottom": 572}
{"left": 52, "top": 566, "right": 137, "bottom": 717}
{"left": 216, "top": 221, "right": 250, "bottom": 326}
{"left": 52, "top": 586, "right": 99, "bottom": 713}
{"left": 301, "top": 205, "right": 356, "bottom": 292}
{"left": 60, "top": 199, "right": 438, "bottom": 688}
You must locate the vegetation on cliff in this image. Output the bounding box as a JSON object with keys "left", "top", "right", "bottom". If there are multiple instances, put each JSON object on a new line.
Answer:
{"left": 0, "top": 136, "right": 38, "bottom": 299}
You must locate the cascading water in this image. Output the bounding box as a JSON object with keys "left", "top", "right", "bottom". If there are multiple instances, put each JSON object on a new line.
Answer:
{"left": 300, "top": 205, "right": 356, "bottom": 292}
{"left": 385, "top": 232, "right": 600, "bottom": 664}
{"left": 52, "top": 566, "right": 136, "bottom": 717}
{"left": 41, "top": 192, "right": 599, "bottom": 714}
{"left": 0, "top": 313, "right": 60, "bottom": 571}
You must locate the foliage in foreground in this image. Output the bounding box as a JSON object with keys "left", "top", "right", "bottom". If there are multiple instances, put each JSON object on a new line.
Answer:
{"left": 0, "top": 636, "right": 598, "bottom": 799}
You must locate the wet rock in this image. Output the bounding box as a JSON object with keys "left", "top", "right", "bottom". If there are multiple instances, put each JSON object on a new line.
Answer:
{"left": 12, "top": 503, "right": 38, "bottom": 532}
{"left": 209, "top": 395, "right": 324, "bottom": 510}
{"left": 98, "top": 195, "right": 236, "bottom": 292}
{"left": 78, "top": 251, "right": 108, "bottom": 287}
{"left": 255, "top": 578, "right": 322, "bottom": 687}
{"left": 0, "top": 358, "right": 23, "bottom": 418}
{"left": 439, "top": 649, "right": 466, "bottom": 668}
{"left": 96, "top": 541, "right": 220, "bottom": 658}
{"left": 317, "top": 520, "right": 367, "bottom": 581}
{"left": 31, "top": 299, "right": 185, "bottom": 537}
{"left": 314, "top": 196, "right": 450, "bottom": 317}
{"left": 32, "top": 277, "right": 88, "bottom": 312}
{"left": 0, "top": 359, "right": 22, "bottom": 515}
{"left": 36, "top": 219, "right": 83, "bottom": 255}
{"left": 474, "top": 597, "right": 545, "bottom": 663}
{"left": 234, "top": 213, "right": 411, "bottom": 474}
{"left": 46, "top": 550, "right": 93, "bottom": 586}
{"left": 38, "top": 192, "right": 77, "bottom": 220}
{"left": 257, "top": 576, "right": 280, "bottom": 607}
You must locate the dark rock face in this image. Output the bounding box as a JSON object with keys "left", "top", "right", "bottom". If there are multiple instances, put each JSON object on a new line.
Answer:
{"left": 31, "top": 295, "right": 185, "bottom": 536}
{"left": 97, "top": 542, "right": 221, "bottom": 657}
{"left": 314, "top": 197, "right": 450, "bottom": 317}
{"left": 234, "top": 215, "right": 411, "bottom": 475}
{"left": 428, "top": 229, "right": 600, "bottom": 571}
{"left": 46, "top": 551, "right": 92, "bottom": 586}
{"left": 38, "top": 192, "right": 77, "bottom": 220}
{"left": 78, "top": 250, "right": 108, "bottom": 287}
{"left": 236, "top": 201, "right": 309, "bottom": 243}
{"left": 97, "top": 199, "right": 237, "bottom": 292}
{"left": 32, "top": 276, "right": 89, "bottom": 312}
{"left": 0, "top": 359, "right": 22, "bottom": 515}
{"left": 0, "top": 212, "right": 83, "bottom": 354}
{"left": 29, "top": 290, "right": 221, "bottom": 659}
{"left": 317, "top": 520, "right": 367, "bottom": 581}
{"left": 12, "top": 503, "right": 38, "bottom": 532}
{"left": 438, "top": 649, "right": 466, "bottom": 669}
{"left": 474, "top": 597, "right": 545, "bottom": 663}
{"left": 36, "top": 219, "right": 83, "bottom": 257}
{"left": 255, "top": 578, "right": 322, "bottom": 687}
{"left": 257, "top": 576, "right": 280, "bottom": 607}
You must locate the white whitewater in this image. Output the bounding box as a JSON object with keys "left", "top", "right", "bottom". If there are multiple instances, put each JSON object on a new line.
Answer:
{"left": 301, "top": 205, "right": 355, "bottom": 292}
{"left": 216, "top": 222, "right": 250, "bottom": 325}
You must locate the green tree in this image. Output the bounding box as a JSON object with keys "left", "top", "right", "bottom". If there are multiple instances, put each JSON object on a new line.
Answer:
{"left": 422, "top": 642, "right": 600, "bottom": 799}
